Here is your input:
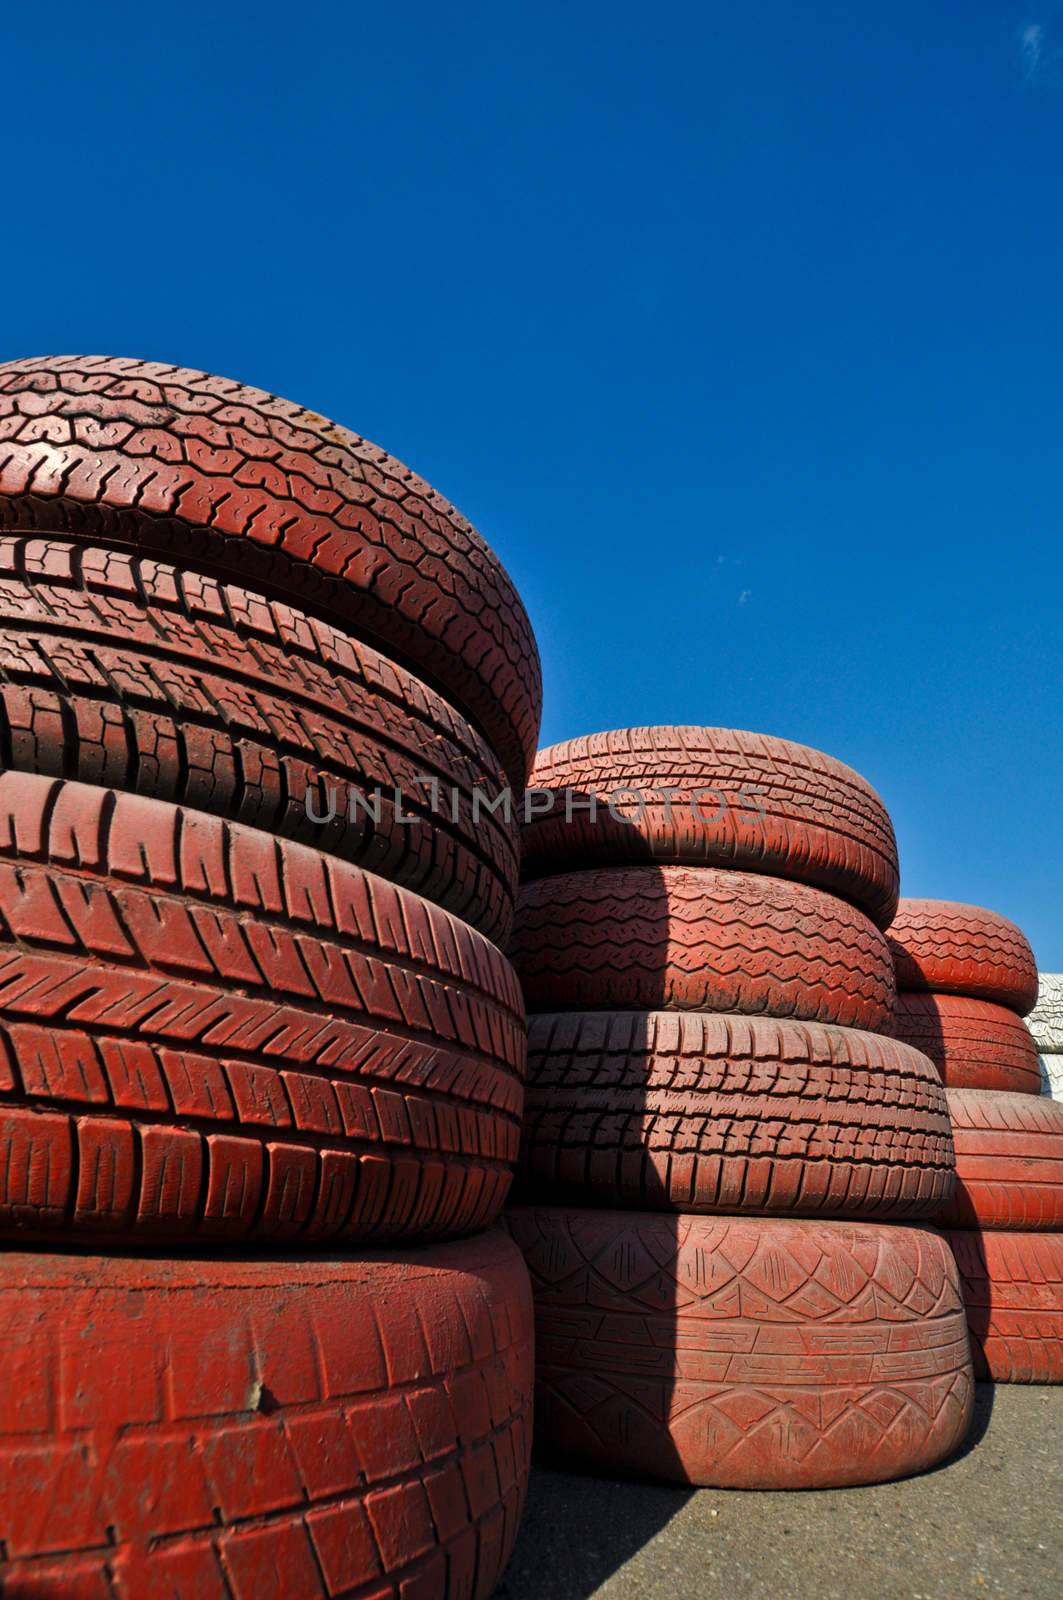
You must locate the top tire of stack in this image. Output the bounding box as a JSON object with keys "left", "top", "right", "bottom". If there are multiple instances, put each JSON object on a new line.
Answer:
{"left": 0, "top": 355, "right": 542, "bottom": 789}
{"left": 522, "top": 726, "right": 899, "bottom": 928}
{"left": 887, "top": 898, "right": 1038, "bottom": 1016}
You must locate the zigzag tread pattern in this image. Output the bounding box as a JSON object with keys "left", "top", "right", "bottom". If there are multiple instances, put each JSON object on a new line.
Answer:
{"left": 889, "top": 993, "right": 1041, "bottom": 1095}
{"left": 1028, "top": 973, "right": 1063, "bottom": 1052}
{"left": 935, "top": 1089, "right": 1063, "bottom": 1230}
{"left": 504, "top": 1207, "right": 973, "bottom": 1488}
{"left": 511, "top": 866, "right": 895, "bottom": 1031}
{"left": 0, "top": 535, "right": 517, "bottom": 943}
{"left": 0, "top": 770, "right": 525, "bottom": 1245}
{"left": 887, "top": 899, "right": 1038, "bottom": 1015}
{"left": 516, "top": 1012, "right": 954, "bottom": 1219}
{"left": 0, "top": 355, "right": 542, "bottom": 787}
{"left": 0, "top": 1229, "right": 533, "bottom": 1597}
{"left": 524, "top": 725, "right": 898, "bottom": 927}
{"left": 944, "top": 1229, "right": 1063, "bottom": 1383}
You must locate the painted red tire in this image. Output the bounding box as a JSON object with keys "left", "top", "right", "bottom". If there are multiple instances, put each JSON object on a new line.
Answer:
{"left": 936, "top": 1089, "right": 1063, "bottom": 1230}
{"left": 523, "top": 726, "right": 898, "bottom": 927}
{"left": 0, "top": 536, "right": 517, "bottom": 944}
{"left": 887, "top": 899, "right": 1038, "bottom": 1016}
{"left": 0, "top": 355, "right": 541, "bottom": 788}
{"left": 517, "top": 1012, "right": 954, "bottom": 1218}
{"left": 510, "top": 866, "right": 895, "bottom": 1031}
{"left": 505, "top": 1207, "right": 974, "bottom": 1488}
{"left": 0, "top": 770, "right": 525, "bottom": 1246}
{"left": 945, "top": 1230, "right": 1063, "bottom": 1383}
{"left": 889, "top": 993, "right": 1041, "bottom": 1095}
{"left": 0, "top": 1229, "right": 533, "bottom": 1596}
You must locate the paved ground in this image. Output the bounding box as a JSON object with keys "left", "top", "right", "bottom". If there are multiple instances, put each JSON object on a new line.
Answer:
{"left": 497, "top": 1385, "right": 1061, "bottom": 1599}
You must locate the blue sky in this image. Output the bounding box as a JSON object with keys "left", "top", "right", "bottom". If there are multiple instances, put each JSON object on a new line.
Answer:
{"left": 3, "top": 3, "right": 1061, "bottom": 962}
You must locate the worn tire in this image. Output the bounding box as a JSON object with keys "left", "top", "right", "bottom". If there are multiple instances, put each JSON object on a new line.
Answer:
{"left": 0, "top": 535, "right": 517, "bottom": 943}
{"left": 945, "top": 1230, "right": 1063, "bottom": 1383}
{"left": 510, "top": 866, "right": 895, "bottom": 1031}
{"left": 0, "top": 770, "right": 525, "bottom": 1246}
{"left": 887, "top": 899, "right": 1038, "bottom": 1016}
{"left": 935, "top": 1090, "right": 1063, "bottom": 1230}
{"left": 0, "top": 1229, "right": 533, "bottom": 1596}
{"left": 889, "top": 993, "right": 1041, "bottom": 1095}
{"left": 0, "top": 355, "right": 541, "bottom": 787}
{"left": 517, "top": 1012, "right": 954, "bottom": 1218}
{"left": 1029, "top": 973, "right": 1063, "bottom": 1053}
{"left": 505, "top": 1207, "right": 974, "bottom": 1488}
{"left": 523, "top": 725, "right": 899, "bottom": 927}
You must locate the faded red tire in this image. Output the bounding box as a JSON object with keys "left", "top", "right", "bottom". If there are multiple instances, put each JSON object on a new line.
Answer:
{"left": 510, "top": 866, "right": 895, "bottom": 1031}
{"left": 945, "top": 1230, "right": 1063, "bottom": 1383}
{"left": 505, "top": 1207, "right": 973, "bottom": 1489}
{"left": 0, "top": 535, "right": 517, "bottom": 944}
{"left": 517, "top": 1012, "right": 954, "bottom": 1219}
{"left": 0, "top": 1228, "right": 533, "bottom": 1597}
{"left": 936, "top": 1090, "right": 1063, "bottom": 1230}
{"left": 0, "top": 355, "right": 541, "bottom": 787}
{"left": 0, "top": 770, "right": 525, "bottom": 1246}
{"left": 887, "top": 899, "right": 1038, "bottom": 1016}
{"left": 890, "top": 993, "right": 1042, "bottom": 1095}
{"left": 523, "top": 725, "right": 899, "bottom": 927}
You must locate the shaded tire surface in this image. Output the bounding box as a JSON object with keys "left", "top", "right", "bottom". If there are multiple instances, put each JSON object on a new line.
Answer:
{"left": 510, "top": 866, "right": 895, "bottom": 1031}
{"left": 887, "top": 899, "right": 1038, "bottom": 1016}
{"left": 504, "top": 1206, "right": 974, "bottom": 1488}
{"left": 0, "top": 1229, "right": 533, "bottom": 1596}
{"left": 0, "top": 770, "right": 525, "bottom": 1246}
{"left": 517, "top": 1011, "right": 954, "bottom": 1218}
{"left": 0, "top": 535, "right": 517, "bottom": 943}
{"left": 890, "top": 993, "right": 1041, "bottom": 1095}
{"left": 523, "top": 725, "right": 898, "bottom": 927}
{"left": 935, "top": 1090, "right": 1063, "bottom": 1230}
{"left": 0, "top": 355, "right": 541, "bottom": 787}
{"left": 945, "top": 1229, "right": 1063, "bottom": 1383}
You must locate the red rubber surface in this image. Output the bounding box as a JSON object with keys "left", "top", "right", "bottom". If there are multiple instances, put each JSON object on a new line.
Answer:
{"left": 936, "top": 1090, "right": 1063, "bottom": 1230}
{"left": 510, "top": 866, "right": 895, "bottom": 1031}
{"left": 887, "top": 899, "right": 1038, "bottom": 1016}
{"left": 0, "top": 535, "right": 517, "bottom": 944}
{"left": 945, "top": 1230, "right": 1063, "bottom": 1383}
{"left": 517, "top": 1012, "right": 954, "bottom": 1218}
{"left": 505, "top": 1207, "right": 974, "bottom": 1488}
{"left": 0, "top": 1228, "right": 533, "bottom": 1596}
{"left": 0, "top": 770, "right": 525, "bottom": 1246}
{"left": 524, "top": 726, "right": 899, "bottom": 927}
{"left": 890, "top": 993, "right": 1041, "bottom": 1095}
{"left": 0, "top": 355, "right": 541, "bottom": 787}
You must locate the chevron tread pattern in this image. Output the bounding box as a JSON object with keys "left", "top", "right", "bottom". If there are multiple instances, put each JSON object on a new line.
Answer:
{"left": 504, "top": 1207, "right": 974, "bottom": 1488}
{"left": 887, "top": 899, "right": 1038, "bottom": 1016}
{"left": 1029, "top": 973, "right": 1063, "bottom": 1053}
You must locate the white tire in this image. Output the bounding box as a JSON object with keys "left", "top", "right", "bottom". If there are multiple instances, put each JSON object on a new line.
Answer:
{"left": 1030, "top": 973, "right": 1063, "bottom": 1054}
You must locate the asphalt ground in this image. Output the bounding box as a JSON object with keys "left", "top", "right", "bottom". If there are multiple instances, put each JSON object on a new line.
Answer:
{"left": 496, "top": 1384, "right": 1061, "bottom": 1600}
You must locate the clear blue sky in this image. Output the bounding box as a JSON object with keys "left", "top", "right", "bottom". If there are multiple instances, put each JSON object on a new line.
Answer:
{"left": 3, "top": 4, "right": 1061, "bottom": 962}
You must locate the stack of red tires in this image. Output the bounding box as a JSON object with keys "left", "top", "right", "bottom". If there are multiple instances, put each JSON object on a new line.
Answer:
{"left": 889, "top": 901, "right": 1063, "bottom": 1383}
{"left": 504, "top": 727, "right": 974, "bottom": 1489}
{"left": 0, "top": 357, "right": 540, "bottom": 1596}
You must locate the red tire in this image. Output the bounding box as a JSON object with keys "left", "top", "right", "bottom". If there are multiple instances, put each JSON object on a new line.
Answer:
{"left": 519, "top": 1012, "right": 954, "bottom": 1218}
{"left": 0, "top": 355, "right": 541, "bottom": 787}
{"left": 887, "top": 899, "right": 1038, "bottom": 1016}
{"left": 0, "top": 536, "right": 517, "bottom": 944}
{"left": 0, "top": 1229, "right": 533, "bottom": 1597}
{"left": 890, "top": 993, "right": 1041, "bottom": 1095}
{"left": 505, "top": 1207, "right": 973, "bottom": 1488}
{"left": 936, "top": 1090, "right": 1063, "bottom": 1230}
{"left": 0, "top": 770, "right": 525, "bottom": 1246}
{"left": 945, "top": 1230, "right": 1063, "bottom": 1383}
{"left": 510, "top": 866, "right": 895, "bottom": 1031}
{"left": 523, "top": 725, "right": 899, "bottom": 927}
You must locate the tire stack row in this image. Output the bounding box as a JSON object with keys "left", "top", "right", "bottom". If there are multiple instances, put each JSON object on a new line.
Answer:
{"left": 503, "top": 726, "right": 974, "bottom": 1489}
{"left": 888, "top": 902, "right": 1063, "bottom": 1384}
{"left": 0, "top": 356, "right": 541, "bottom": 1596}
{"left": 1030, "top": 973, "right": 1063, "bottom": 1099}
